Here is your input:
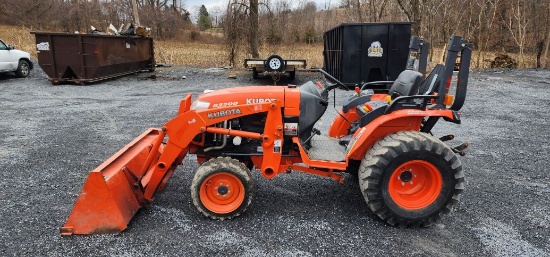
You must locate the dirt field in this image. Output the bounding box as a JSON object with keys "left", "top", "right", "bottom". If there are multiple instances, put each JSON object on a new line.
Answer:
{"left": 0, "top": 65, "right": 549, "bottom": 256}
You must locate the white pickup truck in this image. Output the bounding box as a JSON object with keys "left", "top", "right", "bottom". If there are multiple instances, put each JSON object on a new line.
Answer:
{"left": 0, "top": 39, "right": 33, "bottom": 78}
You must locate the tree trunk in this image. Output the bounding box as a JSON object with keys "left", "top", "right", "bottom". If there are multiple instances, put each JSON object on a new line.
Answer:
{"left": 355, "top": 0, "right": 363, "bottom": 22}
{"left": 544, "top": 4, "right": 550, "bottom": 68}
{"left": 249, "top": 0, "right": 259, "bottom": 58}
{"left": 131, "top": 0, "right": 140, "bottom": 26}
{"left": 396, "top": 0, "right": 422, "bottom": 34}
{"left": 535, "top": 41, "right": 544, "bottom": 69}
{"left": 476, "top": 2, "right": 485, "bottom": 68}
{"left": 411, "top": 0, "right": 421, "bottom": 34}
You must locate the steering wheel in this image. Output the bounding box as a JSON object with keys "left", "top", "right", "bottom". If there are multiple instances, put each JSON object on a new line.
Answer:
{"left": 318, "top": 69, "right": 349, "bottom": 91}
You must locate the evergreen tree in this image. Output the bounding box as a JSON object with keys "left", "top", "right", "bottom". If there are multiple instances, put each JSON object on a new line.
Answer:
{"left": 197, "top": 5, "right": 212, "bottom": 31}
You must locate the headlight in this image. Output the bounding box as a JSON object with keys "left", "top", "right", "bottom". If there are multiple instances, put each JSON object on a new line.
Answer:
{"left": 190, "top": 100, "right": 210, "bottom": 111}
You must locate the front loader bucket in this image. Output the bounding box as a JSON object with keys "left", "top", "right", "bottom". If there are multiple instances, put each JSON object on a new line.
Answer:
{"left": 60, "top": 128, "right": 164, "bottom": 235}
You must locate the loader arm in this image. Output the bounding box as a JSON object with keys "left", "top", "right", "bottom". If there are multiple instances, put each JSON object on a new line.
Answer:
{"left": 61, "top": 95, "right": 284, "bottom": 235}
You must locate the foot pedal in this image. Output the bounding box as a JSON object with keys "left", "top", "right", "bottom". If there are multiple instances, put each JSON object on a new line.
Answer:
{"left": 451, "top": 142, "right": 469, "bottom": 156}
{"left": 439, "top": 134, "right": 455, "bottom": 142}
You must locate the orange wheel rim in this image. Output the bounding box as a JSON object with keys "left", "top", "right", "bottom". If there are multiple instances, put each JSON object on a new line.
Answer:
{"left": 388, "top": 160, "right": 442, "bottom": 210}
{"left": 199, "top": 172, "right": 245, "bottom": 214}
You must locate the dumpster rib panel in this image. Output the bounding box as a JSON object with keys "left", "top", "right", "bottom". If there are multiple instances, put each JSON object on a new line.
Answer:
{"left": 323, "top": 22, "right": 412, "bottom": 87}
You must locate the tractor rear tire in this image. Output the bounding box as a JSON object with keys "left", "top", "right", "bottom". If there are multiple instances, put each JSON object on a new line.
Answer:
{"left": 191, "top": 157, "right": 253, "bottom": 220}
{"left": 358, "top": 131, "right": 464, "bottom": 227}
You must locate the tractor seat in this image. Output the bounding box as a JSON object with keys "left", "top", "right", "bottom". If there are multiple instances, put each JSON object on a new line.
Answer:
{"left": 340, "top": 70, "right": 425, "bottom": 146}
{"left": 355, "top": 70, "right": 423, "bottom": 117}
{"left": 387, "top": 70, "right": 424, "bottom": 100}
{"left": 354, "top": 70, "right": 423, "bottom": 127}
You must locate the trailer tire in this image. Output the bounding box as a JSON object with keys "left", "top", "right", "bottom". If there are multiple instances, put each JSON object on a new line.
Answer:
{"left": 265, "top": 55, "right": 284, "bottom": 72}
{"left": 191, "top": 157, "right": 253, "bottom": 220}
{"left": 358, "top": 131, "right": 464, "bottom": 227}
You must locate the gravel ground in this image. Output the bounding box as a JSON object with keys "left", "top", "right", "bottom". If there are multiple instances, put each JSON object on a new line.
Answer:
{"left": 0, "top": 65, "right": 549, "bottom": 256}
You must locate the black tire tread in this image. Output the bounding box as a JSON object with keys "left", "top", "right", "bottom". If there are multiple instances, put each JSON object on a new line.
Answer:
{"left": 190, "top": 157, "right": 253, "bottom": 220}
{"left": 358, "top": 131, "right": 464, "bottom": 227}
{"left": 15, "top": 60, "right": 30, "bottom": 78}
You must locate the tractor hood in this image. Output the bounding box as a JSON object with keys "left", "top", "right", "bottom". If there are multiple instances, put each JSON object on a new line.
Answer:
{"left": 191, "top": 86, "right": 301, "bottom": 116}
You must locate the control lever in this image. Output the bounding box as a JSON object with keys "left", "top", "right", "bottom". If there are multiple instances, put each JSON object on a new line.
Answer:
{"left": 303, "top": 128, "right": 321, "bottom": 146}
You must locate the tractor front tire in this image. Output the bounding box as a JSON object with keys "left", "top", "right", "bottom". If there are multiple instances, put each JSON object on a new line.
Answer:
{"left": 191, "top": 157, "right": 253, "bottom": 220}
{"left": 358, "top": 131, "right": 464, "bottom": 227}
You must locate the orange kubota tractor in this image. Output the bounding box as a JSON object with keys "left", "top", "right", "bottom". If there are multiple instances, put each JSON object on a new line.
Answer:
{"left": 61, "top": 36, "right": 472, "bottom": 235}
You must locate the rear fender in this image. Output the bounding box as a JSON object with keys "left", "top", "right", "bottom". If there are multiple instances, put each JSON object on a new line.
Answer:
{"left": 346, "top": 109, "right": 456, "bottom": 160}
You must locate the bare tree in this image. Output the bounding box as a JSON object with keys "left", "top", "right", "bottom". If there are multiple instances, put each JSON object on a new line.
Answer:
{"left": 502, "top": 0, "right": 528, "bottom": 67}
{"left": 369, "top": 0, "right": 388, "bottom": 22}
{"left": 396, "top": 0, "right": 422, "bottom": 34}
{"left": 225, "top": 0, "right": 248, "bottom": 65}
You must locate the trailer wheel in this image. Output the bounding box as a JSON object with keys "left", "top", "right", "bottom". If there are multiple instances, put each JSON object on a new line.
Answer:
{"left": 359, "top": 131, "right": 464, "bottom": 227}
{"left": 15, "top": 60, "right": 30, "bottom": 78}
{"left": 265, "top": 55, "right": 284, "bottom": 72}
{"left": 191, "top": 157, "right": 253, "bottom": 220}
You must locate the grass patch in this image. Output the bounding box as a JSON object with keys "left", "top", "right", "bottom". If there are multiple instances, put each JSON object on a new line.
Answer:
{"left": 155, "top": 41, "right": 324, "bottom": 68}
{"left": 0, "top": 25, "right": 35, "bottom": 57}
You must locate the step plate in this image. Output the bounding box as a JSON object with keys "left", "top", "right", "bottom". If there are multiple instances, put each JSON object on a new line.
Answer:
{"left": 308, "top": 135, "right": 346, "bottom": 162}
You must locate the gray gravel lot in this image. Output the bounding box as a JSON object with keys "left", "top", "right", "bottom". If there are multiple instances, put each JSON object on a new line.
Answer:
{"left": 1, "top": 65, "right": 549, "bottom": 256}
